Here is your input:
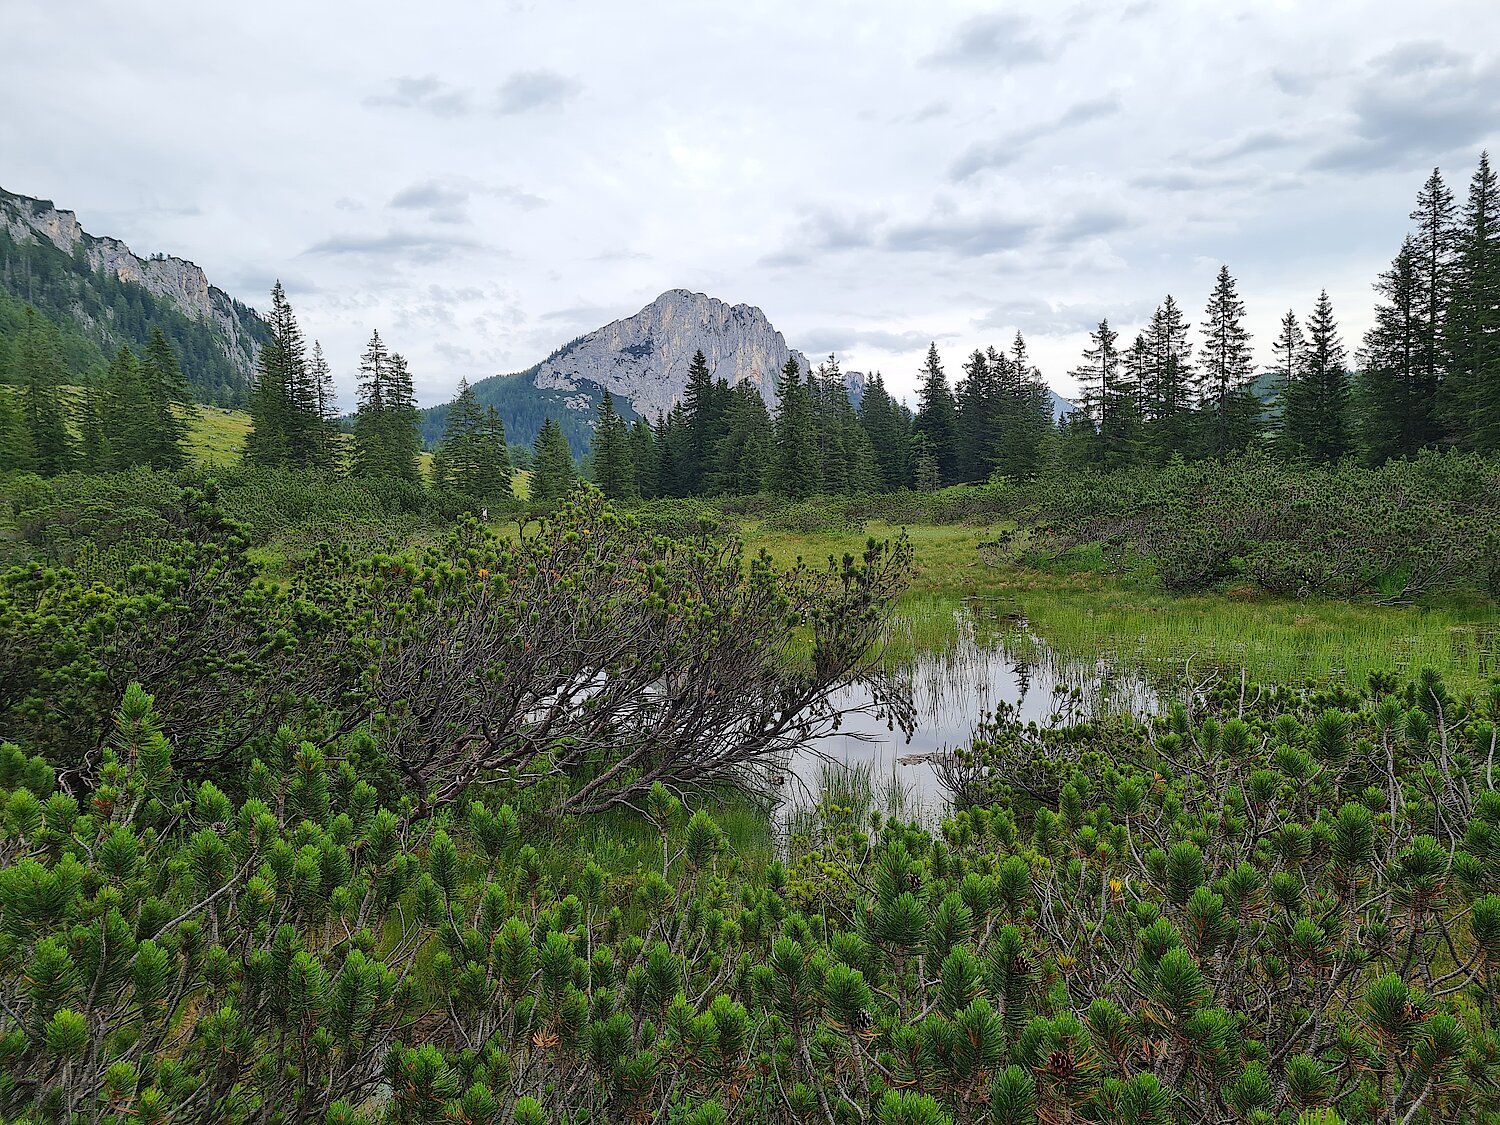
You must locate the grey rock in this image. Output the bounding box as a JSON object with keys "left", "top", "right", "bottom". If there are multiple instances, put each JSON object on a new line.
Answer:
{"left": 533, "top": 289, "right": 859, "bottom": 419}
{"left": 0, "top": 188, "right": 264, "bottom": 385}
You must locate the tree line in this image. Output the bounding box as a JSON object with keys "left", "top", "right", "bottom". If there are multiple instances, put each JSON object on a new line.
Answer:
{"left": 577, "top": 341, "right": 1056, "bottom": 503}
{"left": 1067, "top": 154, "right": 1500, "bottom": 468}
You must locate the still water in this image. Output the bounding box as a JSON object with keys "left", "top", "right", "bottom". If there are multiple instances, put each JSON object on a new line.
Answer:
{"left": 786, "top": 600, "right": 1159, "bottom": 817}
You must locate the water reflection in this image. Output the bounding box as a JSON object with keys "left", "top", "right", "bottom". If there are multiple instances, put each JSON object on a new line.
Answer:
{"left": 786, "top": 599, "right": 1158, "bottom": 816}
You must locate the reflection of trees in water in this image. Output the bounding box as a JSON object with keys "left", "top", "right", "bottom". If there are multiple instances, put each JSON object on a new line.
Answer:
{"left": 904, "top": 601, "right": 1157, "bottom": 728}
{"left": 785, "top": 599, "right": 1162, "bottom": 816}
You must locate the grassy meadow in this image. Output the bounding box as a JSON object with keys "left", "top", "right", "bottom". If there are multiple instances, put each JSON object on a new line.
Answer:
{"left": 158, "top": 406, "right": 1500, "bottom": 693}
{"left": 743, "top": 517, "right": 1500, "bottom": 694}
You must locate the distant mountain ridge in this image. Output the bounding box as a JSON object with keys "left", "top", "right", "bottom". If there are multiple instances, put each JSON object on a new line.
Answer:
{"left": 0, "top": 187, "right": 269, "bottom": 403}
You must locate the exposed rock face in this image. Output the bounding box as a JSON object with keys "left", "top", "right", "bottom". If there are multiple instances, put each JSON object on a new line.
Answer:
{"left": 533, "top": 289, "right": 858, "bottom": 419}
{"left": 0, "top": 188, "right": 264, "bottom": 384}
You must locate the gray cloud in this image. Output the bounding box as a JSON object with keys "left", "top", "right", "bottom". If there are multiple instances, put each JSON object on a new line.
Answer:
{"left": 303, "top": 229, "right": 483, "bottom": 264}
{"left": 1198, "top": 129, "right": 1301, "bottom": 166}
{"left": 495, "top": 70, "right": 581, "bottom": 114}
{"left": 389, "top": 181, "right": 471, "bottom": 224}
{"left": 1048, "top": 208, "right": 1130, "bottom": 244}
{"left": 950, "top": 95, "right": 1121, "bottom": 180}
{"left": 883, "top": 214, "right": 1032, "bottom": 256}
{"left": 363, "top": 75, "right": 471, "bottom": 116}
{"left": 1309, "top": 43, "right": 1500, "bottom": 172}
{"left": 924, "top": 13, "right": 1049, "bottom": 69}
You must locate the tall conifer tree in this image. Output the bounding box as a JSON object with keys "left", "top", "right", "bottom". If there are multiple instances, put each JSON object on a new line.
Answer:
{"left": 1408, "top": 167, "right": 1458, "bottom": 445}
{"left": 529, "top": 417, "right": 577, "bottom": 504}
{"left": 914, "top": 343, "right": 958, "bottom": 486}
{"left": 1283, "top": 290, "right": 1350, "bottom": 463}
{"left": 1358, "top": 238, "right": 1425, "bottom": 461}
{"left": 590, "top": 390, "right": 637, "bottom": 501}
{"left": 770, "top": 357, "right": 820, "bottom": 497}
{"left": 1199, "top": 265, "right": 1258, "bottom": 457}
{"left": 1445, "top": 152, "right": 1500, "bottom": 449}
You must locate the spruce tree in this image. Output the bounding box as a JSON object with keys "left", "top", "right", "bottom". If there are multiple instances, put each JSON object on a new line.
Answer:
{"left": 1409, "top": 167, "right": 1458, "bottom": 445}
{"left": 1199, "top": 265, "right": 1257, "bottom": 457}
{"left": 1283, "top": 290, "right": 1350, "bottom": 463}
{"left": 0, "top": 387, "right": 34, "bottom": 471}
{"left": 14, "top": 306, "right": 75, "bottom": 474}
{"left": 1141, "top": 295, "right": 1195, "bottom": 459}
{"left": 1358, "top": 238, "right": 1424, "bottom": 461}
{"left": 1271, "top": 310, "right": 1305, "bottom": 459}
{"left": 590, "top": 390, "right": 637, "bottom": 501}
{"left": 441, "top": 377, "right": 512, "bottom": 500}
{"left": 712, "top": 380, "right": 773, "bottom": 495}
{"left": 681, "top": 349, "right": 728, "bottom": 491}
{"left": 529, "top": 416, "right": 577, "bottom": 504}
{"left": 384, "top": 352, "right": 423, "bottom": 482}
{"left": 994, "top": 333, "right": 1054, "bottom": 480}
{"left": 309, "top": 341, "right": 342, "bottom": 472}
{"left": 955, "top": 348, "right": 997, "bottom": 481}
{"left": 102, "top": 347, "right": 154, "bottom": 469}
{"left": 769, "top": 357, "right": 820, "bottom": 497}
{"left": 352, "top": 330, "right": 391, "bottom": 478}
{"left": 811, "top": 356, "right": 855, "bottom": 494}
{"left": 352, "top": 333, "right": 421, "bottom": 482}
{"left": 857, "top": 373, "right": 911, "bottom": 491}
{"left": 913, "top": 343, "right": 958, "bottom": 485}
{"left": 1070, "top": 318, "right": 1122, "bottom": 467}
{"left": 245, "top": 281, "right": 321, "bottom": 468}
{"left": 630, "top": 418, "right": 660, "bottom": 499}
{"left": 1445, "top": 152, "right": 1500, "bottom": 449}
{"left": 139, "top": 331, "right": 190, "bottom": 469}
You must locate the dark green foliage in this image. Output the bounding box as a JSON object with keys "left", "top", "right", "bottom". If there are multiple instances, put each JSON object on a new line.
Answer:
{"left": 770, "top": 357, "right": 820, "bottom": 498}
{"left": 436, "top": 376, "right": 512, "bottom": 502}
{"left": 711, "top": 379, "right": 772, "bottom": 494}
{"left": 1281, "top": 290, "right": 1350, "bottom": 464}
{"left": 351, "top": 330, "right": 421, "bottom": 482}
{"left": 529, "top": 417, "right": 578, "bottom": 504}
{"left": 858, "top": 371, "right": 913, "bottom": 490}
{"left": 12, "top": 305, "right": 76, "bottom": 474}
{"left": 1199, "top": 265, "right": 1259, "bottom": 457}
{"left": 1446, "top": 152, "right": 1500, "bottom": 451}
{"left": 589, "top": 389, "right": 637, "bottom": 501}
{"left": 990, "top": 451, "right": 1500, "bottom": 599}
{"left": 914, "top": 343, "right": 958, "bottom": 486}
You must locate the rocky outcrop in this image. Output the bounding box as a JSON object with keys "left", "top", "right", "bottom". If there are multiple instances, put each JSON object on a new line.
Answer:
{"left": 533, "top": 289, "right": 856, "bottom": 419}
{"left": 0, "top": 188, "right": 264, "bottom": 384}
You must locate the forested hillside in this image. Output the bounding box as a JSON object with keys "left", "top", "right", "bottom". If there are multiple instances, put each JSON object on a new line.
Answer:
{"left": 0, "top": 192, "right": 270, "bottom": 405}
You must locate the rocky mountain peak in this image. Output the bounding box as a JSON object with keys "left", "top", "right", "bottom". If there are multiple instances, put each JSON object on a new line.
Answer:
{"left": 533, "top": 288, "right": 834, "bottom": 419}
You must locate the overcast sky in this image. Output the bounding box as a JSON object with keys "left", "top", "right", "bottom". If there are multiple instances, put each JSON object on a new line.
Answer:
{"left": 5, "top": 0, "right": 1500, "bottom": 409}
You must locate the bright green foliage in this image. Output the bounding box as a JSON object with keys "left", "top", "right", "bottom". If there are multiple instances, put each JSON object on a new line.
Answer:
{"left": 2, "top": 645, "right": 1500, "bottom": 1121}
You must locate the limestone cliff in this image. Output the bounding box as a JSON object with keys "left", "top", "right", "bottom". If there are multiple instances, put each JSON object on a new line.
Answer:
{"left": 0, "top": 187, "right": 266, "bottom": 392}
{"left": 532, "top": 289, "right": 857, "bottom": 419}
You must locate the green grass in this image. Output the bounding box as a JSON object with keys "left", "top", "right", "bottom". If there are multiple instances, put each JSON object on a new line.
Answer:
{"left": 743, "top": 517, "right": 1500, "bottom": 694}
{"left": 182, "top": 403, "right": 252, "bottom": 464}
